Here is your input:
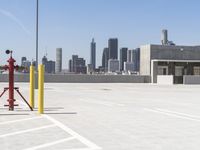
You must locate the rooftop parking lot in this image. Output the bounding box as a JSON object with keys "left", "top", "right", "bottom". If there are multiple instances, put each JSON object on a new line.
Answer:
{"left": 0, "top": 83, "right": 200, "bottom": 150}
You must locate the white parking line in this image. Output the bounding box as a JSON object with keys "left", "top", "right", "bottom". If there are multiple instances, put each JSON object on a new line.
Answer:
{"left": 0, "top": 116, "right": 43, "bottom": 125}
{"left": 0, "top": 124, "right": 56, "bottom": 138}
{"left": 24, "top": 137, "right": 76, "bottom": 150}
{"left": 65, "top": 148, "right": 97, "bottom": 150}
{"left": 156, "top": 108, "right": 200, "bottom": 119}
{"left": 144, "top": 108, "right": 200, "bottom": 122}
{"left": 43, "top": 114, "right": 102, "bottom": 150}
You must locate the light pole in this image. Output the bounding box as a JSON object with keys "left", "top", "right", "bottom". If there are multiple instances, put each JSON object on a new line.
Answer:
{"left": 35, "top": 0, "right": 39, "bottom": 89}
{"left": 36, "top": 0, "right": 39, "bottom": 71}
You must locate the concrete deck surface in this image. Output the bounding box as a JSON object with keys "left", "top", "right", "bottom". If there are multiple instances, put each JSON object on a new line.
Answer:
{"left": 0, "top": 83, "right": 200, "bottom": 150}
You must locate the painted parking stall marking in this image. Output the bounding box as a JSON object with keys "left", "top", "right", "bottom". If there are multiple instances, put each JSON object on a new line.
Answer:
{"left": 0, "top": 114, "right": 101, "bottom": 150}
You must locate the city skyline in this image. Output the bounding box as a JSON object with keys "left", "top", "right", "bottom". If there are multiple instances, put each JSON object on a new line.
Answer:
{"left": 0, "top": 0, "right": 200, "bottom": 68}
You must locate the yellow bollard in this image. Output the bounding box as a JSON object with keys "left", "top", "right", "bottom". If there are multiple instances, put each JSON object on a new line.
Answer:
{"left": 29, "top": 65, "right": 35, "bottom": 108}
{"left": 38, "top": 64, "right": 44, "bottom": 114}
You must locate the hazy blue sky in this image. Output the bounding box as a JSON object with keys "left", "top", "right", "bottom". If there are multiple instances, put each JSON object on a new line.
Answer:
{"left": 0, "top": 0, "right": 200, "bottom": 68}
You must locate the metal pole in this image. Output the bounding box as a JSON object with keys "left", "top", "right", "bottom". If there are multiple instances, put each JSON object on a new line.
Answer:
{"left": 36, "top": 0, "right": 38, "bottom": 70}
{"left": 35, "top": 0, "right": 39, "bottom": 89}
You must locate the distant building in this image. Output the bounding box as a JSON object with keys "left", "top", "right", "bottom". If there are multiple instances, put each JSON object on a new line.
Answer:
{"left": 32, "top": 61, "right": 36, "bottom": 67}
{"left": 108, "top": 38, "right": 118, "bottom": 59}
{"left": 42, "top": 56, "right": 55, "bottom": 74}
{"left": 75, "top": 57, "right": 86, "bottom": 74}
{"left": 126, "top": 50, "right": 134, "bottom": 72}
{"left": 108, "top": 59, "right": 120, "bottom": 73}
{"left": 126, "top": 49, "right": 140, "bottom": 72}
{"left": 68, "top": 59, "right": 72, "bottom": 72}
{"left": 161, "top": 29, "right": 175, "bottom": 46}
{"left": 120, "top": 48, "right": 128, "bottom": 71}
{"left": 90, "top": 38, "right": 96, "bottom": 70}
{"left": 134, "top": 48, "right": 140, "bottom": 72}
{"left": 140, "top": 44, "right": 200, "bottom": 84}
{"left": 69, "top": 55, "right": 87, "bottom": 74}
{"left": 124, "top": 62, "right": 134, "bottom": 72}
{"left": 42, "top": 55, "right": 48, "bottom": 65}
{"left": 87, "top": 64, "right": 93, "bottom": 74}
{"left": 102, "top": 48, "right": 109, "bottom": 72}
{"left": 21, "top": 57, "right": 27, "bottom": 66}
{"left": 71, "top": 55, "right": 78, "bottom": 72}
{"left": 161, "top": 29, "right": 168, "bottom": 45}
{"left": 127, "top": 50, "right": 132, "bottom": 62}
{"left": 21, "top": 60, "right": 31, "bottom": 72}
{"left": 56, "top": 48, "right": 62, "bottom": 73}
{"left": 45, "top": 61, "right": 55, "bottom": 74}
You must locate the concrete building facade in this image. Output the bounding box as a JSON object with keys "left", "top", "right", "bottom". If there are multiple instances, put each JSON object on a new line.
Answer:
{"left": 69, "top": 55, "right": 87, "bottom": 74}
{"left": 120, "top": 48, "right": 128, "bottom": 71}
{"left": 56, "top": 48, "right": 62, "bottom": 73}
{"left": 90, "top": 38, "right": 96, "bottom": 70}
{"left": 134, "top": 48, "right": 140, "bottom": 72}
{"left": 161, "top": 29, "right": 168, "bottom": 45}
{"left": 140, "top": 44, "right": 200, "bottom": 84}
{"left": 124, "top": 62, "right": 134, "bottom": 72}
{"left": 108, "top": 38, "right": 118, "bottom": 59}
{"left": 102, "top": 48, "right": 109, "bottom": 72}
{"left": 108, "top": 59, "right": 120, "bottom": 73}
{"left": 42, "top": 56, "right": 55, "bottom": 74}
{"left": 126, "top": 49, "right": 140, "bottom": 72}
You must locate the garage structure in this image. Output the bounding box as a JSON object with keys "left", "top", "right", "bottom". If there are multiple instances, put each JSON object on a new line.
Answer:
{"left": 140, "top": 44, "right": 200, "bottom": 84}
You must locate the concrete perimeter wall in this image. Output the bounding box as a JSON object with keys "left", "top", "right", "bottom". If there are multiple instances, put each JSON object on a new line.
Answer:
{"left": 183, "top": 75, "right": 200, "bottom": 84}
{"left": 0, "top": 74, "right": 151, "bottom": 83}
{"left": 157, "top": 75, "right": 174, "bottom": 85}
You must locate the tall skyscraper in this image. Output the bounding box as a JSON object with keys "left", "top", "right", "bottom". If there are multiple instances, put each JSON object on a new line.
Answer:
{"left": 120, "top": 48, "right": 128, "bottom": 71}
{"left": 56, "top": 48, "right": 62, "bottom": 73}
{"left": 161, "top": 29, "right": 168, "bottom": 45}
{"left": 126, "top": 49, "right": 140, "bottom": 72}
{"left": 72, "top": 55, "right": 78, "bottom": 72}
{"left": 134, "top": 48, "right": 140, "bottom": 72}
{"left": 108, "top": 38, "right": 118, "bottom": 59}
{"left": 90, "top": 38, "right": 96, "bottom": 70}
{"left": 68, "top": 59, "right": 72, "bottom": 72}
{"left": 127, "top": 50, "right": 132, "bottom": 62}
{"left": 102, "top": 48, "right": 109, "bottom": 71}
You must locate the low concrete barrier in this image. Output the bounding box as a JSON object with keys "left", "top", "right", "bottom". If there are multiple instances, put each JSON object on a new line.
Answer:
{"left": 0, "top": 74, "right": 151, "bottom": 83}
{"left": 157, "top": 75, "right": 174, "bottom": 85}
{"left": 183, "top": 75, "right": 200, "bottom": 84}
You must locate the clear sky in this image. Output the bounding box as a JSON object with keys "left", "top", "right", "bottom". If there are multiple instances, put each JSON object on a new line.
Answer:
{"left": 0, "top": 0, "right": 200, "bottom": 68}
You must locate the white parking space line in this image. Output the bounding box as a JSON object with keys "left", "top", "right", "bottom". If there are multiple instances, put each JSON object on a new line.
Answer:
{"left": 65, "top": 148, "right": 96, "bottom": 150}
{"left": 0, "top": 124, "right": 56, "bottom": 138}
{"left": 144, "top": 108, "right": 200, "bottom": 122}
{"left": 24, "top": 137, "right": 76, "bottom": 150}
{"left": 0, "top": 116, "right": 43, "bottom": 125}
{"left": 156, "top": 108, "right": 200, "bottom": 119}
{"left": 43, "top": 114, "right": 102, "bottom": 150}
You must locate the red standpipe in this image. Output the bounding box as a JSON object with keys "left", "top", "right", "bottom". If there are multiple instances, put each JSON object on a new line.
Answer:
{"left": 0, "top": 50, "right": 32, "bottom": 111}
{"left": 7, "top": 56, "right": 16, "bottom": 110}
